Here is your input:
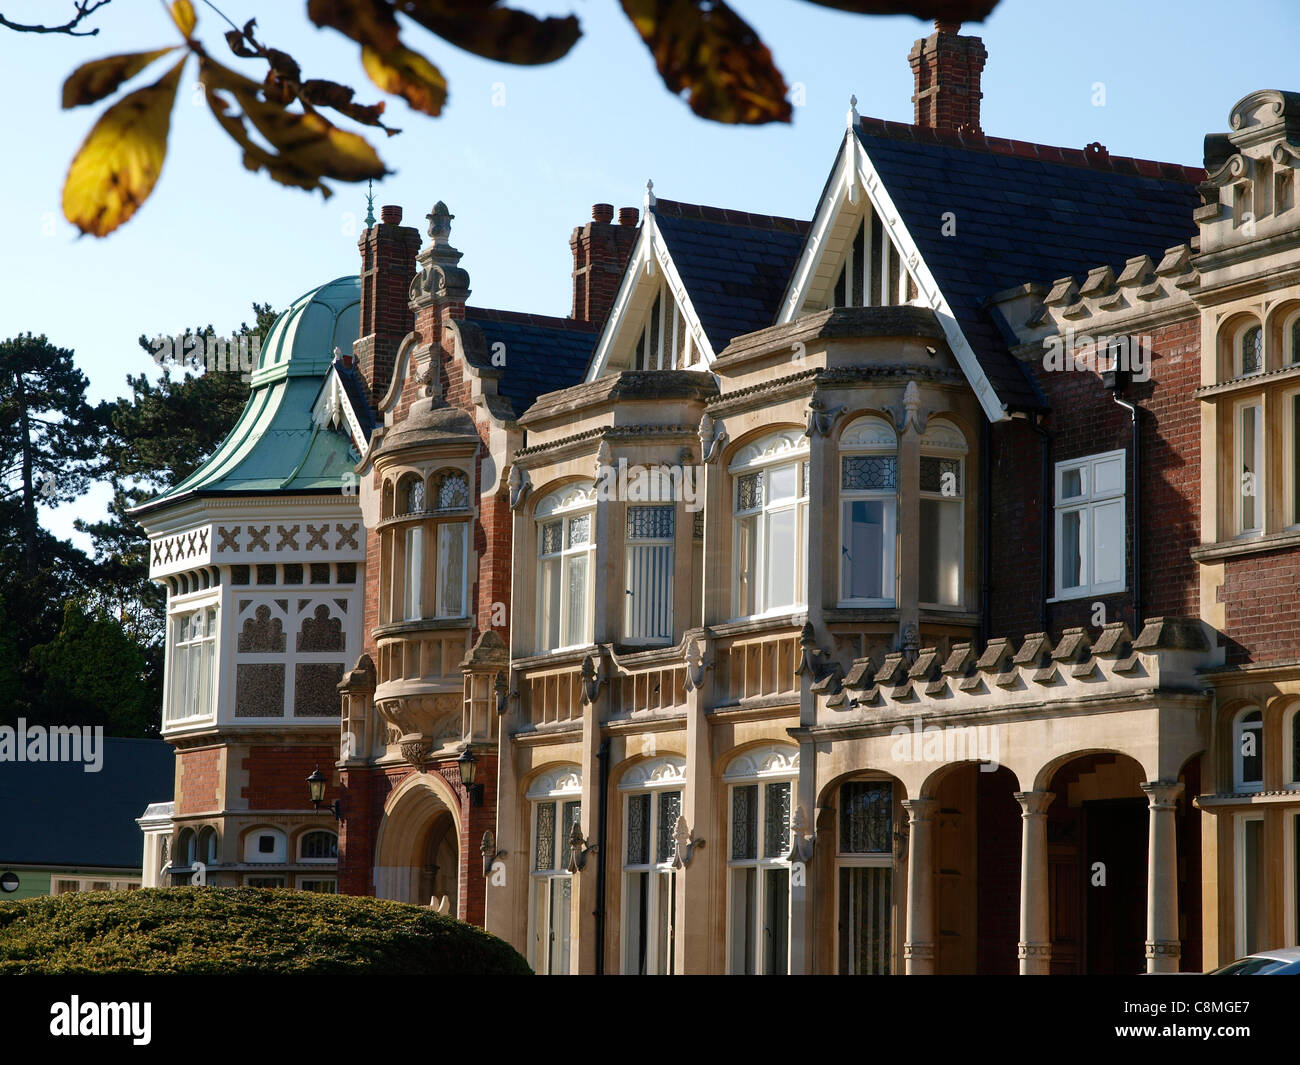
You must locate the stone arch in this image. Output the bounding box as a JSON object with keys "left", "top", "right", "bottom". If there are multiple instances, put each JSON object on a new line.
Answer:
{"left": 373, "top": 770, "right": 464, "bottom": 911}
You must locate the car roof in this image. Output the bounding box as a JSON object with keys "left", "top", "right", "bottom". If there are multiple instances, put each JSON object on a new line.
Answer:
{"left": 1245, "top": 946, "right": 1300, "bottom": 962}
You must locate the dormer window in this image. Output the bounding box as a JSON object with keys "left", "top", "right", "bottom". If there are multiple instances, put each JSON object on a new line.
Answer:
{"left": 635, "top": 283, "right": 692, "bottom": 370}
{"left": 830, "top": 210, "right": 911, "bottom": 309}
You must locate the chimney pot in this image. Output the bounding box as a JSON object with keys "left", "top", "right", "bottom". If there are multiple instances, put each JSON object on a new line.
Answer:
{"left": 380, "top": 205, "right": 402, "bottom": 225}
{"left": 592, "top": 203, "right": 614, "bottom": 224}
{"left": 935, "top": 19, "right": 960, "bottom": 33}
{"left": 618, "top": 207, "right": 639, "bottom": 227}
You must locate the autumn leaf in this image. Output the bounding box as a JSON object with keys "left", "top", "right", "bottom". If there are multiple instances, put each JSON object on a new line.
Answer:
{"left": 307, "top": 0, "right": 401, "bottom": 52}
{"left": 206, "top": 84, "right": 332, "bottom": 195}
{"left": 801, "top": 0, "right": 997, "bottom": 18}
{"left": 62, "top": 56, "right": 187, "bottom": 237}
{"left": 620, "top": 0, "right": 790, "bottom": 124}
{"left": 401, "top": 1, "right": 580, "bottom": 65}
{"left": 169, "top": 0, "right": 197, "bottom": 37}
{"left": 61, "top": 48, "right": 179, "bottom": 109}
{"left": 361, "top": 44, "right": 447, "bottom": 116}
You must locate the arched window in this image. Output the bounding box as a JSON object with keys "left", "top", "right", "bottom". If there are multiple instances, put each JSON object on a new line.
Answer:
{"left": 300, "top": 830, "right": 339, "bottom": 862}
{"left": 624, "top": 471, "right": 676, "bottom": 645}
{"left": 398, "top": 473, "right": 426, "bottom": 515}
{"left": 243, "top": 827, "right": 288, "bottom": 864}
{"left": 431, "top": 471, "right": 470, "bottom": 618}
{"left": 919, "top": 420, "right": 968, "bottom": 607}
{"left": 535, "top": 484, "right": 597, "bottom": 651}
{"left": 619, "top": 756, "right": 686, "bottom": 974}
{"left": 1237, "top": 321, "right": 1264, "bottom": 377}
{"left": 731, "top": 431, "right": 810, "bottom": 617}
{"left": 1285, "top": 703, "right": 1300, "bottom": 789}
{"left": 197, "top": 827, "right": 219, "bottom": 865}
{"left": 1234, "top": 707, "right": 1264, "bottom": 792}
{"left": 391, "top": 469, "right": 469, "bottom": 622}
{"left": 1285, "top": 309, "right": 1300, "bottom": 366}
{"left": 176, "top": 829, "right": 196, "bottom": 869}
{"left": 723, "top": 744, "right": 798, "bottom": 975}
{"left": 527, "top": 766, "right": 583, "bottom": 975}
{"left": 839, "top": 416, "right": 897, "bottom": 604}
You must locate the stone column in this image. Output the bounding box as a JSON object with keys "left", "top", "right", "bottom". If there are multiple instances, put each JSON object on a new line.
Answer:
{"left": 902, "top": 797, "right": 937, "bottom": 974}
{"left": 675, "top": 648, "right": 714, "bottom": 974}
{"left": 1141, "top": 780, "right": 1184, "bottom": 974}
{"left": 1015, "top": 790, "right": 1054, "bottom": 975}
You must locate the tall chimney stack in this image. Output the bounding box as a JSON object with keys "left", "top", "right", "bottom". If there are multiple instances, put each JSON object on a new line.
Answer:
{"left": 570, "top": 203, "right": 640, "bottom": 328}
{"left": 908, "top": 20, "right": 987, "bottom": 133}
{"left": 355, "top": 205, "right": 421, "bottom": 406}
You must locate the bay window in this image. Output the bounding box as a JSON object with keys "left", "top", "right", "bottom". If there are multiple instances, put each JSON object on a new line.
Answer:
{"left": 839, "top": 416, "right": 897, "bottom": 604}
{"left": 724, "top": 745, "right": 797, "bottom": 975}
{"left": 167, "top": 603, "right": 218, "bottom": 723}
{"left": 731, "top": 432, "right": 809, "bottom": 618}
{"left": 919, "top": 421, "right": 967, "bottom": 607}
{"left": 1054, "top": 449, "right": 1126, "bottom": 598}
{"left": 535, "top": 484, "right": 597, "bottom": 651}
{"left": 528, "top": 766, "right": 582, "bottom": 975}
{"left": 620, "top": 757, "right": 685, "bottom": 975}
{"left": 625, "top": 505, "right": 675, "bottom": 644}
{"left": 394, "top": 469, "right": 471, "bottom": 622}
{"left": 836, "top": 779, "right": 895, "bottom": 974}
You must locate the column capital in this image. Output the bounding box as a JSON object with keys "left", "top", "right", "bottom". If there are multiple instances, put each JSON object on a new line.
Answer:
{"left": 901, "top": 796, "right": 938, "bottom": 823}
{"left": 1140, "top": 780, "right": 1184, "bottom": 810}
{"left": 1014, "top": 790, "right": 1054, "bottom": 817}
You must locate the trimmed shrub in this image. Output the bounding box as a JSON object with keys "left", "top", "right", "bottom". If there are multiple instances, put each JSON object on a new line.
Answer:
{"left": 0, "top": 887, "right": 531, "bottom": 974}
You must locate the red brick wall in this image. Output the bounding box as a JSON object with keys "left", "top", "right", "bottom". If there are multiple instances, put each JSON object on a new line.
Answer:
{"left": 241, "top": 744, "right": 337, "bottom": 810}
{"left": 355, "top": 211, "right": 420, "bottom": 406}
{"left": 1218, "top": 553, "right": 1300, "bottom": 663}
{"left": 989, "top": 314, "right": 1201, "bottom": 640}
{"left": 177, "top": 747, "right": 221, "bottom": 815}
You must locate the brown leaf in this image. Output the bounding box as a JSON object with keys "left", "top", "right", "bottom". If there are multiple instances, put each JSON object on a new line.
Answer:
{"left": 204, "top": 80, "right": 330, "bottom": 196}
{"left": 360, "top": 43, "right": 447, "bottom": 116}
{"left": 619, "top": 0, "right": 791, "bottom": 124}
{"left": 169, "top": 0, "right": 197, "bottom": 37}
{"left": 307, "top": 0, "right": 400, "bottom": 51}
{"left": 800, "top": 0, "right": 998, "bottom": 18}
{"left": 301, "top": 78, "right": 398, "bottom": 133}
{"left": 224, "top": 29, "right": 259, "bottom": 58}
{"left": 62, "top": 56, "right": 187, "bottom": 236}
{"left": 401, "top": 0, "right": 579, "bottom": 65}
{"left": 61, "top": 48, "right": 179, "bottom": 109}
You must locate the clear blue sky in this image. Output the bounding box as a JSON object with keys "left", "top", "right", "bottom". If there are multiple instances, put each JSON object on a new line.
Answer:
{"left": 4, "top": 0, "right": 1297, "bottom": 549}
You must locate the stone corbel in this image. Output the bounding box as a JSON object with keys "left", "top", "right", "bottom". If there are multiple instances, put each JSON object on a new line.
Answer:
{"left": 683, "top": 638, "right": 714, "bottom": 692}
{"left": 507, "top": 464, "right": 531, "bottom": 510}
{"left": 786, "top": 806, "right": 816, "bottom": 864}
{"left": 671, "top": 815, "right": 705, "bottom": 870}
{"left": 595, "top": 438, "right": 612, "bottom": 477}
{"left": 494, "top": 671, "right": 518, "bottom": 716}
{"left": 796, "top": 622, "right": 844, "bottom": 695}
{"left": 579, "top": 653, "right": 605, "bottom": 706}
{"left": 698, "top": 413, "right": 727, "bottom": 463}
{"left": 804, "top": 393, "right": 846, "bottom": 438}
{"left": 480, "top": 829, "right": 507, "bottom": 880}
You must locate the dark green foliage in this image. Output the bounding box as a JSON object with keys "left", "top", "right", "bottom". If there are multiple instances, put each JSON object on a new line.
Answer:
{"left": 0, "top": 887, "right": 532, "bottom": 975}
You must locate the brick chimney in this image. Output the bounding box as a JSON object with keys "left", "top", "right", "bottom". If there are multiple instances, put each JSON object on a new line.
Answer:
{"left": 355, "top": 205, "right": 421, "bottom": 405}
{"left": 908, "top": 20, "right": 987, "bottom": 133}
{"left": 570, "top": 203, "right": 640, "bottom": 327}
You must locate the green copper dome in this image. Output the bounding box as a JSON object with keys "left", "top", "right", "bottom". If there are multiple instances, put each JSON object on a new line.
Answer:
{"left": 133, "top": 276, "right": 364, "bottom": 514}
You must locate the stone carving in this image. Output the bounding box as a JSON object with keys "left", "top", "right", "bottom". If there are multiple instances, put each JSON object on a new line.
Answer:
{"left": 804, "top": 393, "right": 845, "bottom": 438}
{"left": 508, "top": 464, "right": 531, "bottom": 510}
{"left": 697, "top": 413, "right": 727, "bottom": 463}
{"left": 298, "top": 604, "right": 344, "bottom": 652}
{"left": 238, "top": 605, "right": 286, "bottom": 653}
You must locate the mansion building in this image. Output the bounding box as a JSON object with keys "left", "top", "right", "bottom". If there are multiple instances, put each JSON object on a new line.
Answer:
{"left": 136, "top": 22, "right": 1300, "bottom": 974}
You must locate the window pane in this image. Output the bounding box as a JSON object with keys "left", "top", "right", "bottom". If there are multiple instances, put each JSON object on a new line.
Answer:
{"left": 567, "top": 513, "right": 591, "bottom": 548}
{"left": 1293, "top": 714, "right": 1300, "bottom": 783}
{"left": 729, "top": 867, "right": 757, "bottom": 974}
{"left": 842, "top": 455, "right": 897, "bottom": 491}
{"left": 1293, "top": 394, "right": 1300, "bottom": 525}
{"left": 1061, "top": 467, "right": 1085, "bottom": 500}
{"left": 732, "top": 785, "right": 758, "bottom": 860}
{"left": 843, "top": 501, "right": 888, "bottom": 600}
{"left": 1091, "top": 500, "right": 1125, "bottom": 587}
{"left": 736, "top": 514, "right": 758, "bottom": 616}
{"left": 919, "top": 456, "right": 962, "bottom": 495}
{"left": 535, "top": 802, "right": 555, "bottom": 871}
{"left": 562, "top": 802, "right": 581, "bottom": 858}
{"left": 838, "top": 866, "right": 892, "bottom": 974}
{"left": 627, "top": 505, "right": 674, "bottom": 540}
{"left": 627, "top": 793, "right": 650, "bottom": 865}
{"left": 1244, "top": 818, "right": 1264, "bottom": 955}
{"left": 549, "top": 875, "right": 573, "bottom": 975}
{"left": 765, "top": 508, "right": 796, "bottom": 608}
{"left": 1093, "top": 455, "right": 1125, "bottom": 497}
{"left": 769, "top": 463, "right": 797, "bottom": 501}
{"left": 736, "top": 472, "right": 763, "bottom": 511}
{"left": 1242, "top": 326, "right": 1263, "bottom": 375}
{"left": 539, "top": 557, "right": 561, "bottom": 649}
{"left": 1241, "top": 716, "right": 1263, "bottom": 786}
{"left": 657, "top": 791, "right": 682, "bottom": 865}
{"left": 1241, "top": 405, "right": 1260, "bottom": 531}
{"left": 436, "top": 472, "right": 469, "bottom": 510}
{"left": 540, "top": 520, "right": 562, "bottom": 556}
{"left": 404, "top": 526, "right": 423, "bottom": 620}
{"left": 436, "top": 523, "right": 466, "bottom": 617}
{"left": 840, "top": 781, "right": 893, "bottom": 853}
{"left": 625, "top": 870, "right": 649, "bottom": 974}
{"left": 625, "top": 543, "right": 674, "bottom": 642}
{"left": 763, "top": 781, "right": 792, "bottom": 858}
{"left": 565, "top": 554, "right": 589, "bottom": 645}
{"left": 763, "top": 867, "right": 790, "bottom": 975}
{"left": 919, "top": 497, "right": 961, "bottom": 605}
{"left": 1061, "top": 509, "right": 1084, "bottom": 589}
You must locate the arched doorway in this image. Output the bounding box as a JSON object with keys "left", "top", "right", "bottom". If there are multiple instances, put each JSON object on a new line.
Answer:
{"left": 373, "top": 773, "right": 462, "bottom": 913}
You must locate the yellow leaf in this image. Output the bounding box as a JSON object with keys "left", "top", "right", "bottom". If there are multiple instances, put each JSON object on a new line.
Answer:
{"left": 361, "top": 44, "right": 447, "bottom": 116}
{"left": 62, "top": 57, "right": 187, "bottom": 237}
{"left": 170, "top": 0, "right": 197, "bottom": 37}
{"left": 61, "top": 48, "right": 179, "bottom": 109}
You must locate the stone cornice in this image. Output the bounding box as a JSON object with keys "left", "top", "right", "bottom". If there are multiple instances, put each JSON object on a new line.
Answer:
{"left": 713, "top": 306, "right": 947, "bottom": 367}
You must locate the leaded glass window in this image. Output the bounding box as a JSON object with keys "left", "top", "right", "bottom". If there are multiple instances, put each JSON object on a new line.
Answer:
{"left": 737, "top": 472, "right": 763, "bottom": 512}
{"left": 763, "top": 781, "right": 792, "bottom": 858}
{"left": 726, "top": 768, "right": 795, "bottom": 975}
{"left": 627, "top": 505, "right": 674, "bottom": 540}
{"left": 840, "top": 780, "right": 894, "bottom": 854}
{"left": 567, "top": 513, "right": 591, "bottom": 547}
{"left": 436, "top": 472, "right": 469, "bottom": 510}
{"left": 627, "top": 793, "right": 650, "bottom": 865}
{"left": 919, "top": 456, "right": 962, "bottom": 495}
{"left": 1240, "top": 324, "right": 1263, "bottom": 376}
{"left": 732, "top": 784, "right": 757, "bottom": 860}
{"left": 657, "top": 791, "right": 682, "bottom": 864}
{"left": 540, "top": 520, "right": 562, "bottom": 556}
{"left": 400, "top": 476, "right": 425, "bottom": 514}
{"left": 535, "top": 802, "right": 556, "bottom": 871}
{"left": 842, "top": 455, "right": 897, "bottom": 491}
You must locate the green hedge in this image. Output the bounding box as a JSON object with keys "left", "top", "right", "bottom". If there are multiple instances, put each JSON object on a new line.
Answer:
{"left": 0, "top": 887, "right": 531, "bottom": 974}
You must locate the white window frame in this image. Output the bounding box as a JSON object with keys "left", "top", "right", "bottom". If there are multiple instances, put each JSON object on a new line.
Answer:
{"left": 834, "top": 777, "right": 897, "bottom": 976}
{"left": 918, "top": 421, "right": 968, "bottom": 610}
{"left": 1233, "top": 706, "right": 1265, "bottom": 793}
{"left": 535, "top": 485, "right": 597, "bottom": 653}
{"left": 244, "top": 827, "right": 288, "bottom": 864}
{"left": 527, "top": 766, "right": 583, "bottom": 975}
{"left": 1236, "top": 319, "right": 1265, "bottom": 378}
{"left": 299, "top": 829, "right": 339, "bottom": 863}
{"left": 623, "top": 503, "right": 676, "bottom": 646}
{"left": 730, "top": 433, "right": 810, "bottom": 620}
{"left": 1235, "top": 811, "right": 1267, "bottom": 958}
{"left": 165, "top": 597, "right": 219, "bottom": 725}
{"left": 838, "top": 416, "right": 897, "bottom": 607}
{"left": 1053, "top": 449, "right": 1127, "bottom": 600}
{"left": 1234, "top": 398, "right": 1265, "bottom": 536}
{"left": 723, "top": 745, "right": 798, "bottom": 976}
{"left": 618, "top": 756, "right": 686, "bottom": 975}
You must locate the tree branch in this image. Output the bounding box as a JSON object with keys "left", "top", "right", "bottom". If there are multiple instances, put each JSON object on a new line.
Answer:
{"left": 0, "top": 0, "right": 112, "bottom": 36}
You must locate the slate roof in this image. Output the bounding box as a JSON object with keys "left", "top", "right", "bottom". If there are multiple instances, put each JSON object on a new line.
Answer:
{"left": 0, "top": 737, "right": 174, "bottom": 869}
{"left": 854, "top": 117, "right": 1204, "bottom": 413}
{"left": 463, "top": 308, "right": 597, "bottom": 419}
{"left": 650, "top": 199, "right": 810, "bottom": 354}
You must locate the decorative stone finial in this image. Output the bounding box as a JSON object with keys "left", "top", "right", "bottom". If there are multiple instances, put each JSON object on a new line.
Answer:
{"left": 847, "top": 93, "right": 859, "bottom": 129}
{"left": 426, "top": 201, "right": 453, "bottom": 244}
{"left": 644, "top": 178, "right": 656, "bottom": 211}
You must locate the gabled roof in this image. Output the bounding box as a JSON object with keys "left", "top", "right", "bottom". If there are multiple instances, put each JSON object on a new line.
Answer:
{"left": 852, "top": 118, "right": 1203, "bottom": 413}
{"left": 650, "top": 199, "right": 810, "bottom": 353}
{"left": 463, "top": 308, "right": 596, "bottom": 420}
{"left": 0, "top": 737, "right": 173, "bottom": 869}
